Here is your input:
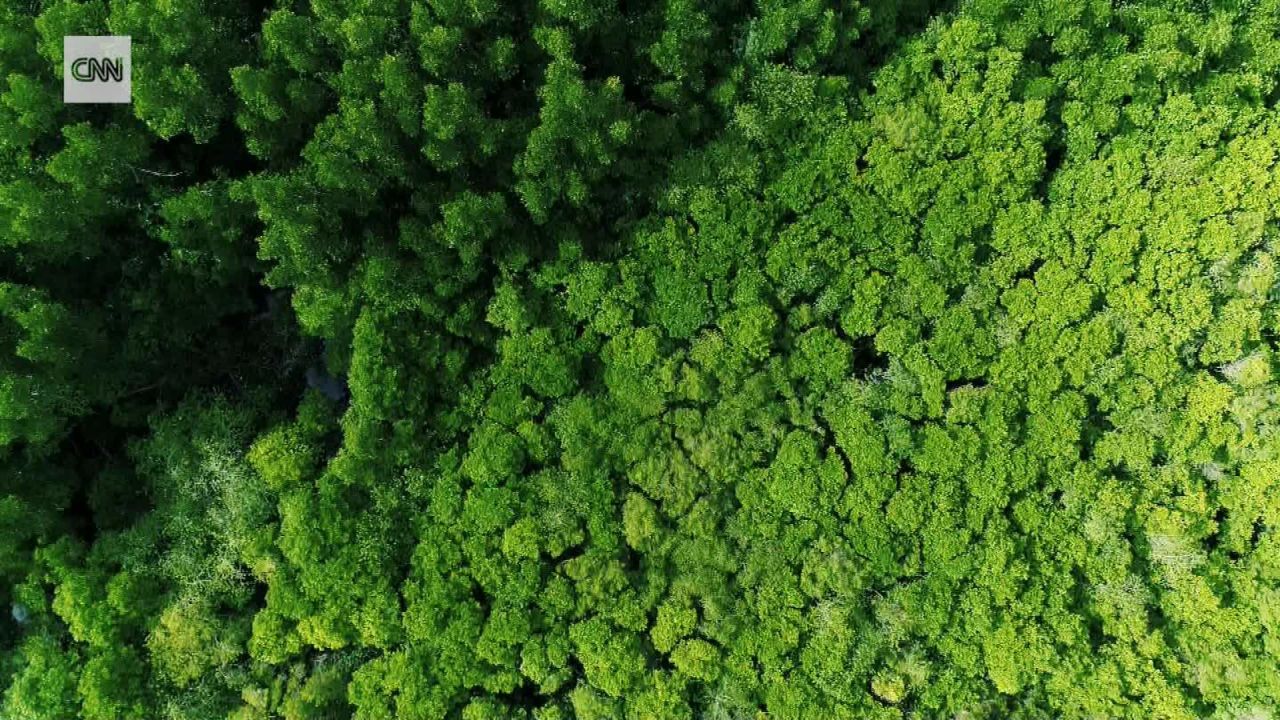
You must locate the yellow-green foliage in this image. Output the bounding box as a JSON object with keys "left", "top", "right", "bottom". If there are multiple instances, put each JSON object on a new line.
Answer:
{"left": 3, "top": 1, "right": 1280, "bottom": 718}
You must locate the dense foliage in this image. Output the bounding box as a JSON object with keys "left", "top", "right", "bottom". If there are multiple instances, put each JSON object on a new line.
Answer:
{"left": 4, "top": 0, "right": 1280, "bottom": 718}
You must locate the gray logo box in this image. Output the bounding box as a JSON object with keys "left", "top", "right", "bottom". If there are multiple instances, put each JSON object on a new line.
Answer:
{"left": 64, "top": 36, "right": 131, "bottom": 104}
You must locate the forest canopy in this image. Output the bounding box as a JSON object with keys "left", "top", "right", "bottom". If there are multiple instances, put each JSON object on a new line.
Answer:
{"left": 3, "top": 0, "right": 1280, "bottom": 718}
